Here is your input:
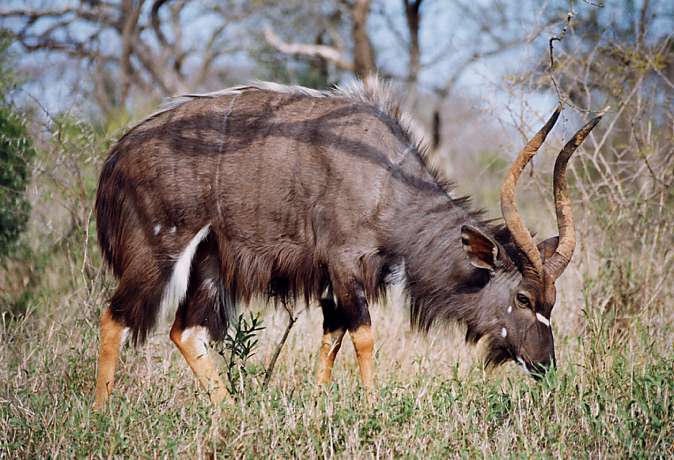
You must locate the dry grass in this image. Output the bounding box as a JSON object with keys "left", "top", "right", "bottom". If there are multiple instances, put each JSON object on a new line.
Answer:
{"left": 1, "top": 255, "right": 672, "bottom": 458}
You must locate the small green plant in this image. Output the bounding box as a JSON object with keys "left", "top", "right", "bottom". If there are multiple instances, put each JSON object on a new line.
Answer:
{"left": 217, "top": 312, "right": 265, "bottom": 396}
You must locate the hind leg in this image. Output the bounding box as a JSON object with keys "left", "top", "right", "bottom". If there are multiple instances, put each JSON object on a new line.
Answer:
{"left": 317, "top": 294, "right": 347, "bottom": 385}
{"left": 170, "top": 245, "right": 231, "bottom": 405}
{"left": 94, "top": 307, "right": 128, "bottom": 410}
{"left": 170, "top": 316, "right": 230, "bottom": 405}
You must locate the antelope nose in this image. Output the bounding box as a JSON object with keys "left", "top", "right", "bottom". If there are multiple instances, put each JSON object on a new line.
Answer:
{"left": 531, "top": 356, "right": 555, "bottom": 379}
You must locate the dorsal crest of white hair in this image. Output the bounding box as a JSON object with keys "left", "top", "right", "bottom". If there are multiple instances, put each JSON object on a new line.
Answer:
{"left": 133, "top": 77, "right": 426, "bottom": 151}
{"left": 162, "top": 76, "right": 403, "bottom": 118}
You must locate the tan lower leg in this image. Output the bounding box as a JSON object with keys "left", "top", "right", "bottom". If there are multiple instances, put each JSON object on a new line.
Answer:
{"left": 316, "top": 328, "right": 346, "bottom": 385}
{"left": 350, "top": 325, "right": 374, "bottom": 390}
{"left": 94, "top": 308, "right": 127, "bottom": 410}
{"left": 170, "top": 322, "right": 229, "bottom": 405}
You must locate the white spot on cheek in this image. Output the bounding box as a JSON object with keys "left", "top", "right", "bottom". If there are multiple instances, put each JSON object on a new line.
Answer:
{"left": 507, "top": 305, "right": 512, "bottom": 314}
{"left": 501, "top": 327, "right": 507, "bottom": 338}
{"left": 169, "top": 226, "right": 176, "bottom": 234}
{"left": 153, "top": 224, "right": 161, "bottom": 235}
{"left": 536, "top": 313, "right": 551, "bottom": 327}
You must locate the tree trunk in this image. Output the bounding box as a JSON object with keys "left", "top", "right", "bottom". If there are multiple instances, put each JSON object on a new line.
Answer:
{"left": 351, "top": 0, "right": 376, "bottom": 78}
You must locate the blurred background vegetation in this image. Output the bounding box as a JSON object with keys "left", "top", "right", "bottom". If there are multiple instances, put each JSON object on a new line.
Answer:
{"left": 0, "top": 0, "right": 672, "bottom": 457}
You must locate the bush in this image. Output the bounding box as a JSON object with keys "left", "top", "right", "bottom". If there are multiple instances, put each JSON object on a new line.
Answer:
{"left": 0, "top": 32, "right": 36, "bottom": 261}
{"left": 0, "top": 98, "right": 35, "bottom": 261}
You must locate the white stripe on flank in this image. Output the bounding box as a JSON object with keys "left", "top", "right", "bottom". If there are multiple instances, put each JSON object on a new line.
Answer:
{"left": 159, "top": 224, "right": 211, "bottom": 322}
{"left": 536, "top": 313, "right": 551, "bottom": 327}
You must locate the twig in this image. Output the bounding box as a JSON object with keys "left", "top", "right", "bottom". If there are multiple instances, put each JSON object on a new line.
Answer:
{"left": 263, "top": 28, "right": 354, "bottom": 71}
{"left": 581, "top": 0, "right": 605, "bottom": 6}
{"left": 549, "top": 11, "right": 573, "bottom": 71}
{"left": 547, "top": 8, "right": 612, "bottom": 115}
{"left": 80, "top": 205, "right": 93, "bottom": 276}
{"left": 548, "top": 11, "right": 578, "bottom": 110}
{"left": 262, "top": 300, "right": 300, "bottom": 388}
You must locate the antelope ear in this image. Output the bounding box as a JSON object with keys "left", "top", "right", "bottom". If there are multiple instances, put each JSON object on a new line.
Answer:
{"left": 461, "top": 225, "right": 500, "bottom": 271}
{"left": 537, "top": 236, "right": 559, "bottom": 264}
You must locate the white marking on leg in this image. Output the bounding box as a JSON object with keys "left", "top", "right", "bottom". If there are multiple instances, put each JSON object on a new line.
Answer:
{"left": 119, "top": 327, "right": 130, "bottom": 351}
{"left": 536, "top": 313, "right": 551, "bottom": 327}
{"left": 328, "top": 329, "right": 344, "bottom": 355}
{"left": 500, "top": 327, "right": 507, "bottom": 338}
{"left": 328, "top": 341, "right": 340, "bottom": 356}
{"left": 181, "top": 326, "right": 210, "bottom": 356}
{"left": 169, "top": 226, "right": 177, "bottom": 234}
{"left": 153, "top": 224, "right": 162, "bottom": 235}
{"left": 159, "top": 224, "right": 211, "bottom": 322}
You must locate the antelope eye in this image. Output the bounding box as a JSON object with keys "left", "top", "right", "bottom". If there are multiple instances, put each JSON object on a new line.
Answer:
{"left": 516, "top": 292, "right": 531, "bottom": 307}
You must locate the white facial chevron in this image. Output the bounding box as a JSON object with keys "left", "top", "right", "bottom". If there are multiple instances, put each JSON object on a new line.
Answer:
{"left": 536, "top": 312, "right": 551, "bottom": 327}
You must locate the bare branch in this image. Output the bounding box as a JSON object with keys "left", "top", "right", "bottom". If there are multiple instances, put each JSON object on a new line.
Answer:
{"left": 403, "top": 0, "right": 423, "bottom": 85}
{"left": 119, "top": 0, "right": 145, "bottom": 104}
{"left": 263, "top": 301, "right": 300, "bottom": 388}
{"left": 264, "top": 28, "right": 355, "bottom": 71}
{"left": 150, "top": 0, "right": 170, "bottom": 47}
{"left": 351, "top": 0, "right": 376, "bottom": 77}
{"left": 549, "top": 11, "right": 574, "bottom": 70}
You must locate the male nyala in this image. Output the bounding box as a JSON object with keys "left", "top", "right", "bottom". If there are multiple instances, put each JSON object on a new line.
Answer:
{"left": 94, "top": 78, "right": 600, "bottom": 408}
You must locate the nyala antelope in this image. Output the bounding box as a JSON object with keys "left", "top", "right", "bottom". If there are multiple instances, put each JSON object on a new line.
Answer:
{"left": 94, "top": 78, "right": 600, "bottom": 408}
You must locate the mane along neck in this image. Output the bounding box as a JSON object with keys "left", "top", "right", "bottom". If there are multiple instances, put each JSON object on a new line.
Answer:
{"left": 383, "top": 151, "right": 513, "bottom": 335}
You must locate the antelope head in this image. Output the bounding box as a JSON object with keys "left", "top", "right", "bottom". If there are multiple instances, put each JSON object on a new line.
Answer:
{"left": 461, "top": 106, "right": 601, "bottom": 377}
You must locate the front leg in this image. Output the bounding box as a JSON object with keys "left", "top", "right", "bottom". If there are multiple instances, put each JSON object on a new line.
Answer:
{"left": 350, "top": 322, "right": 374, "bottom": 390}
{"left": 329, "top": 272, "right": 375, "bottom": 391}
{"left": 317, "top": 295, "right": 347, "bottom": 385}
